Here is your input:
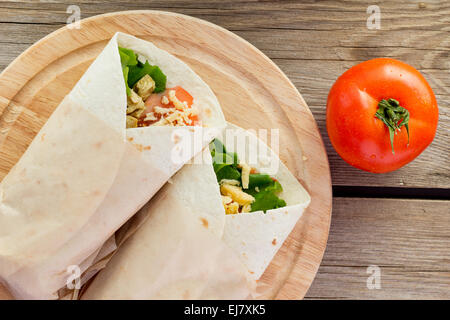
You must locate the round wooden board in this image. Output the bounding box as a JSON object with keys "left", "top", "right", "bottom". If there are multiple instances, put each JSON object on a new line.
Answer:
{"left": 0, "top": 10, "right": 332, "bottom": 300}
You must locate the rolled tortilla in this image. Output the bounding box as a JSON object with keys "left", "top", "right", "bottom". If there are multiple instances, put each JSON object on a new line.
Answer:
{"left": 219, "top": 124, "right": 311, "bottom": 280}
{"left": 0, "top": 32, "right": 225, "bottom": 299}
{"left": 82, "top": 124, "right": 309, "bottom": 299}
{"left": 82, "top": 149, "right": 256, "bottom": 300}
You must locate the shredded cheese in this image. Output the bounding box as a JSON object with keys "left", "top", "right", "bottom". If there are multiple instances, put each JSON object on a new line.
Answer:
{"left": 161, "top": 95, "right": 169, "bottom": 105}
{"left": 224, "top": 201, "right": 239, "bottom": 215}
{"left": 146, "top": 92, "right": 198, "bottom": 127}
{"left": 154, "top": 106, "right": 175, "bottom": 115}
{"left": 241, "top": 204, "right": 252, "bottom": 213}
{"left": 144, "top": 112, "right": 157, "bottom": 121}
{"left": 219, "top": 179, "right": 240, "bottom": 186}
{"left": 152, "top": 118, "right": 170, "bottom": 126}
{"left": 221, "top": 195, "right": 233, "bottom": 205}
{"left": 239, "top": 162, "right": 251, "bottom": 189}
{"left": 220, "top": 184, "right": 255, "bottom": 206}
{"left": 168, "top": 90, "right": 185, "bottom": 111}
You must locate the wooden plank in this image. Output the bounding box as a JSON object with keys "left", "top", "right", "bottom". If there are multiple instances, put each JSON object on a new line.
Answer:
{"left": 305, "top": 198, "right": 450, "bottom": 299}
{"left": 0, "top": 1, "right": 448, "bottom": 188}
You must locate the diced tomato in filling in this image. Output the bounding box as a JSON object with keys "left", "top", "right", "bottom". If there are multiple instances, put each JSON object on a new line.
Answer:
{"left": 138, "top": 86, "right": 197, "bottom": 127}
{"left": 173, "top": 86, "right": 193, "bottom": 107}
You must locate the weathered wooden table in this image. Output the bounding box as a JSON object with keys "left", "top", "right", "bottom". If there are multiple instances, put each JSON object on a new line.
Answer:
{"left": 0, "top": 1, "right": 448, "bottom": 299}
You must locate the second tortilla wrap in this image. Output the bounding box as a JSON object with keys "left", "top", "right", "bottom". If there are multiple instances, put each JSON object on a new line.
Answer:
{"left": 82, "top": 149, "right": 256, "bottom": 300}
{"left": 82, "top": 124, "right": 310, "bottom": 299}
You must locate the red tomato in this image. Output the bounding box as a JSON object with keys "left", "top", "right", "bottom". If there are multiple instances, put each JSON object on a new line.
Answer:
{"left": 172, "top": 86, "right": 197, "bottom": 124}
{"left": 326, "top": 58, "right": 438, "bottom": 173}
{"left": 173, "top": 86, "right": 194, "bottom": 107}
{"left": 144, "top": 86, "right": 194, "bottom": 112}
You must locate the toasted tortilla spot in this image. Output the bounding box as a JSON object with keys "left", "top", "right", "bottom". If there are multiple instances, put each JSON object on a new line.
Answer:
{"left": 127, "top": 137, "right": 134, "bottom": 142}
{"left": 272, "top": 238, "right": 277, "bottom": 246}
{"left": 133, "top": 144, "right": 152, "bottom": 152}
{"left": 134, "top": 144, "right": 144, "bottom": 152}
{"left": 200, "top": 217, "right": 209, "bottom": 228}
{"left": 205, "top": 108, "right": 212, "bottom": 117}
{"left": 171, "top": 134, "right": 181, "bottom": 144}
{"left": 40, "top": 133, "right": 46, "bottom": 142}
{"left": 95, "top": 141, "right": 103, "bottom": 149}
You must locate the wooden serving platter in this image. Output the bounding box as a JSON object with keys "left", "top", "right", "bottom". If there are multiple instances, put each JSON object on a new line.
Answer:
{"left": 0, "top": 10, "right": 332, "bottom": 299}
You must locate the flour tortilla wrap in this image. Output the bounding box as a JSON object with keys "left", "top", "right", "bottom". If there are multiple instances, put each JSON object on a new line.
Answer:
{"left": 82, "top": 150, "right": 256, "bottom": 300}
{"left": 0, "top": 32, "right": 225, "bottom": 299}
{"left": 81, "top": 124, "right": 309, "bottom": 299}
{"left": 219, "top": 124, "right": 310, "bottom": 280}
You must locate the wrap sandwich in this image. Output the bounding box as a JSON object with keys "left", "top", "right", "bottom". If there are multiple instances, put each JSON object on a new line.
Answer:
{"left": 82, "top": 124, "right": 310, "bottom": 299}
{"left": 0, "top": 32, "right": 225, "bottom": 299}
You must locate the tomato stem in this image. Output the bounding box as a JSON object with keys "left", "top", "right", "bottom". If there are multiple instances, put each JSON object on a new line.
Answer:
{"left": 375, "top": 98, "right": 410, "bottom": 154}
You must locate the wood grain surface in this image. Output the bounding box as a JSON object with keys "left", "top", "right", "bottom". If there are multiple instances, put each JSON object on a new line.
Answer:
{"left": 0, "top": 0, "right": 448, "bottom": 299}
{"left": 306, "top": 198, "right": 450, "bottom": 299}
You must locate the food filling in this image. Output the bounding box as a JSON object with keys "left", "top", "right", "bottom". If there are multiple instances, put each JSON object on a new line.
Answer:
{"left": 119, "top": 47, "right": 199, "bottom": 128}
{"left": 210, "top": 139, "right": 287, "bottom": 214}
